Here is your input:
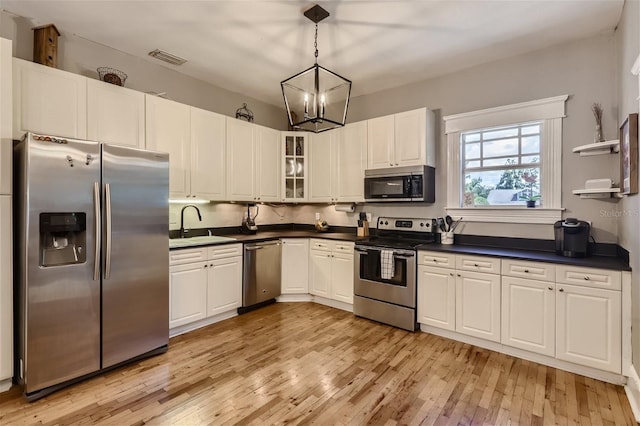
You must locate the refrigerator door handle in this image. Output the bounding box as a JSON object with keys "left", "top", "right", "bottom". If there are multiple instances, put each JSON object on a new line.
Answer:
{"left": 93, "top": 182, "right": 101, "bottom": 281}
{"left": 104, "top": 183, "right": 112, "bottom": 280}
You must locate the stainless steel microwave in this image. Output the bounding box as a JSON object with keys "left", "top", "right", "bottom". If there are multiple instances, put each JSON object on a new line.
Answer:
{"left": 364, "top": 165, "right": 435, "bottom": 202}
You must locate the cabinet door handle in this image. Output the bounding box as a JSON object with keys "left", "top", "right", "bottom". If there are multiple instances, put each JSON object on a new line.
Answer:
{"left": 449, "top": 273, "right": 454, "bottom": 277}
{"left": 559, "top": 288, "right": 564, "bottom": 292}
{"left": 548, "top": 287, "right": 553, "bottom": 291}
{"left": 204, "top": 264, "right": 208, "bottom": 268}
{"left": 457, "top": 274, "right": 461, "bottom": 277}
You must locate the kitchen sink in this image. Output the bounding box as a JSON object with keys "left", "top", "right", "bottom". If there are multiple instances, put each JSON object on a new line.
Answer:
{"left": 169, "top": 235, "right": 237, "bottom": 248}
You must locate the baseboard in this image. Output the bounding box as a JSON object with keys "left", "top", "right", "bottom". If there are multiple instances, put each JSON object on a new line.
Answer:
{"left": 421, "top": 325, "right": 626, "bottom": 386}
{"left": 0, "top": 378, "right": 11, "bottom": 393}
{"left": 625, "top": 364, "right": 640, "bottom": 422}
{"left": 311, "top": 295, "right": 353, "bottom": 313}
{"left": 277, "top": 294, "right": 313, "bottom": 302}
{"left": 169, "top": 310, "right": 238, "bottom": 338}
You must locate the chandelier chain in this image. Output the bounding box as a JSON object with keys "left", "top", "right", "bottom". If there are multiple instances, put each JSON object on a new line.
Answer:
{"left": 314, "top": 23, "right": 318, "bottom": 63}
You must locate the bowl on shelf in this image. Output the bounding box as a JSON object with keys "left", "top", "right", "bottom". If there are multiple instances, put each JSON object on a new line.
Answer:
{"left": 97, "top": 67, "right": 128, "bottom": 86}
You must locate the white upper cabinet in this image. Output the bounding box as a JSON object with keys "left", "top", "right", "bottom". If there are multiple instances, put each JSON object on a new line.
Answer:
{"left": 367, "top": 107, "right": 435, "bottom": 169}
{"left": 226, "top": 119, "right": 280, "bottom": 202}
{"left": 1, "top": 38, "right": 12, "bottom": 196}
{"left": 13, "top": 58, "right": 87, "bottom": 140}
{"left": 308, "top": 131, "right": 335, "bottom": 202}
{"left": 335, "top": 121, "right": 367, "bottom": 202}
{"left": 145, "top": 95, "right": 190, "bottom": 199}
{"left": 367, "top": 114, "right": 394, "bottom": 169}
{"left": 87, "top": 79, "right": 145, "bottom": 148}
{"left": 282, "top": 132, "right": 308, "bottom": 202}
{"left": 255, "top": 125, "right": 281, "bottom": 202}
{"left": 226, "top": 118, "right": 255, "bottom": 201}
{"left": 309, "top": 121, "right": 366, "bottom": 203}
{"left": 190, "top": 107, "right": 226, "bottom": 201}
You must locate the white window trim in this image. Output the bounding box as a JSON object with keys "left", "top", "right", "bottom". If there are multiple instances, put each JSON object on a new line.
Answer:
{"left": 444, "top": 95, "right": 568, "bottom": 224}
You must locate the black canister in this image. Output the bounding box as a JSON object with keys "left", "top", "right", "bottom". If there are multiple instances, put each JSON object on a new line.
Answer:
{"left": 554, "top": 218, "right": 590, "bottom": 257}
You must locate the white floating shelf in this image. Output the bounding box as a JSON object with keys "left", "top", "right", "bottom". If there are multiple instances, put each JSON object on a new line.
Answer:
{"left": 572, "top": 140, "right": 620, "bottom": 156}
{"left": 572, "top": 188, "right": 621, "bottom": 199}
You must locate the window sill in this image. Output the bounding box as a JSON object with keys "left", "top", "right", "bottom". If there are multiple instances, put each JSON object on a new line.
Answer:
{"left": 445, "top": 207, "right": 563, "bottom": 224}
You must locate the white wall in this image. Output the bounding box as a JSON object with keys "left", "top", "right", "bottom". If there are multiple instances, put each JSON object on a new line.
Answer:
{"left": 615, "top": 0, "right": 640, "bottom": 368}
{"left": 346, "top": 33, "right": 619, "bottom": 243}
{"left": 0, "top": 11, "right": 288, "bottom": 130}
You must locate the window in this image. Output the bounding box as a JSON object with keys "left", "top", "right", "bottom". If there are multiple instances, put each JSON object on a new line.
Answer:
{"left": 443, "top": 95, "right": 568, "bottom": 224}
{"left": 463, "top": 122, "right": 541, "bottom": 206}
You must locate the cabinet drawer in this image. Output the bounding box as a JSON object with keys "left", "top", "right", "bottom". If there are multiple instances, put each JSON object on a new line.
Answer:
{"left": 456, "top": 255, "right": 500, "bottom": 274}
{"left": 170, "top": 248, "right": 207, "bottom": 266}
{"left": 310, "top": 239, "right": 332, "bottom": 252}
{"left": 208, "top": 243, "right": 243, "bottom": 260}
{"left": 555, "top": 265, "right": 621, "bottom": 291}
{"left": 418, "top": 251, "right": 456, "bottom": 269}
{"left": 333, "top": 242, "right": 354, "bottom": 254}
{"left": 501, "top": 259, "right": 555, "bottom": 282}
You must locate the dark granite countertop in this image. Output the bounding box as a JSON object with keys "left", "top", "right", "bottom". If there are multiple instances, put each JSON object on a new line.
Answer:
{"left": 169, "top": 224, "right": 630, "bottom": 271}
{"left": 417, "top": 243, "right": 631, "bottom": 271}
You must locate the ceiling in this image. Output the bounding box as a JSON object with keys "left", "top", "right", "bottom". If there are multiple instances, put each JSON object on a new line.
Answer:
{"left": 1, "top": 1, "right": 625, "bottom": 108}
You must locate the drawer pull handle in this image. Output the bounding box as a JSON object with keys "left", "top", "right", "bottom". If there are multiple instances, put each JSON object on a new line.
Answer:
{"left": 474, "top": 263, "right": 479, "bottom": 267}
{"left": 457, "top": 274, "right": 461, "bottom": 277}
{"left": 584, "top": 276, "right": 590, "bottom": 281}
{"left": 204, "top": 264, "right": 208, "bottom": 268}
{"left": 559, "top": 288, "right": 564, "bottom": 292}
{"left": 450, "top": 273, "right": 454, "bottom": 277}
{"left": 548, "top": 287, "right": 553, "bottom": 291}
{"left": 524, "top": 269, "right": 529, "bottom": 273}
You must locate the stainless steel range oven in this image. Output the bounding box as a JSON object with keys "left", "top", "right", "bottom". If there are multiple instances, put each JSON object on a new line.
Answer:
{"left": 354, "top": 217, "right": 435, "bottom": 331}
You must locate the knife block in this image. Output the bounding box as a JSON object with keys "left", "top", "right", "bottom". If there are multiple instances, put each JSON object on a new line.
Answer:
{"left": 357, "top": 221, "right": 369, "bottom": 237}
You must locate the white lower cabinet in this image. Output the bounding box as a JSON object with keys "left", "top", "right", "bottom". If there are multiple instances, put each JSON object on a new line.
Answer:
{"left": 501, "top": 276, "right": 555, "bottom": 357}
{"left": 281, "top": 239, "right": 309, "bottom": 294}
{"left": 309, "top": 248, "right": 332, "bottom": 298}
{"left": 309, "top": 239, "right": 354, "bottom": 304}
{"left": 417, "top": 265, "right": 455, "bottom": 331}
{"left": 455, "top": 270, "right": 501, "bottom": 342}
{"left": 169, "top": 244, "right": 242, "bottom": 330}
{"left": 556, "top": 283, "right": 621, "bottom": 373}
{"left": 331, "top": 252, "right": 354, "bottom": 304}
{"left": 419, "top": 250, "right": 625, "bottom": 376}
{"left": 169, "top": 262, "right": 208, "bottom": 328}
{"left": 207, "top": 255, "right": 243, "bottom": 317}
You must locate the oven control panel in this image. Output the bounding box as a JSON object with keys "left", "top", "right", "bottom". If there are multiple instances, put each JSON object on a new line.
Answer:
{"left": 377, "top": 217, "right": 435, "bottom": 232}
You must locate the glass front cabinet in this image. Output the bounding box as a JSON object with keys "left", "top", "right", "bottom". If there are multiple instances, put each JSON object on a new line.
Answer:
{"left": 281, "top": 132, "right": 309, "bottom": 202}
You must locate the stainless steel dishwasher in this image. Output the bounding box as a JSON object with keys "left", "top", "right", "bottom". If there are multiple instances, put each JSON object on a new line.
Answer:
{"left": 240, "top": 240, "right": 282, "bottom": 313}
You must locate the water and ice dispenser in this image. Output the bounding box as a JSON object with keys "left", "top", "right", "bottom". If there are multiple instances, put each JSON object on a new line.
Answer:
{"left": 39, "top": 213, "right": 87, "bottom": 267}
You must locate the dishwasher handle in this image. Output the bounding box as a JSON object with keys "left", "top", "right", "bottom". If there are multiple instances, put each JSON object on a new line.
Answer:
{"left": 245, "top": 241, "right": 281, "bottom": 251}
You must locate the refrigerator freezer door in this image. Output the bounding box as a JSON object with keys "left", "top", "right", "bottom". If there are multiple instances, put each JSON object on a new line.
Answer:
{"left": 101, "top": 144, "right": 169, "bottom": 368}
{"left": 19, "top": 135, "right": 101, "bottom": 394}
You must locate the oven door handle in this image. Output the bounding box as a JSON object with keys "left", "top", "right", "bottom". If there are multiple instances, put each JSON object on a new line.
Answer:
{"left": 355, "top": 246, "right": 415, "bottom": 257}
{"left": 393, "top": 253, "right": 415, "bottom": 259}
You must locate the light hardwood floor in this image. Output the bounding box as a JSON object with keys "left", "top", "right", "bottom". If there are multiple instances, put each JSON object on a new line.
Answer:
{"left": 0, "top": 302, "right": 636, "bottom": 425}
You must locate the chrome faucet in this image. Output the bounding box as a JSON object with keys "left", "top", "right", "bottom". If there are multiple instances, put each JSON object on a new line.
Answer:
{"left": 179, "top": 205, "right": 202, "bottom": 238}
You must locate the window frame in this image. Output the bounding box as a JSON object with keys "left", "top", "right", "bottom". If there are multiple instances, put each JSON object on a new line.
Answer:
{"left": 444, "top": 95, "right": 568, "bottom": 224}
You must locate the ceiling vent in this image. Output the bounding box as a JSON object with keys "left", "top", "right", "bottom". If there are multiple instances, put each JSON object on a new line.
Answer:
{"left": 148, "top": 49, "right": 187, "bottom": 65}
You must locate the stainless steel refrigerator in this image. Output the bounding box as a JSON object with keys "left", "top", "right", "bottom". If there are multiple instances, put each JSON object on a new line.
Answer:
{"left": 14, "top": 132, "right": 169, "bottom": 400}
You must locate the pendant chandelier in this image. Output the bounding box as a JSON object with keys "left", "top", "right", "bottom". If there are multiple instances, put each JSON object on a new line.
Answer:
{"left": 281, "top": 4, "right": 352, "bottom": 133}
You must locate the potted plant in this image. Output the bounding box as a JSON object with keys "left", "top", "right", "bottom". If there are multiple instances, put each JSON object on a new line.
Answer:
{"left": 525, "top": 195, "right": 540, "bottom": 208}
{"left": 522, "top": 172, "right": 540, "bottom": 207}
